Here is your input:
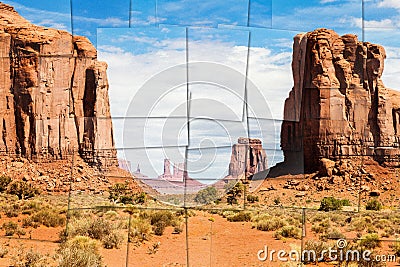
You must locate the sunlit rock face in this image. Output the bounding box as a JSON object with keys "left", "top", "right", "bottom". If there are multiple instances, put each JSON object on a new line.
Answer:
{"left": 281, "top": 28, "right": 400, "bottom": 172}
{"left": 229, "top": 138, "right": 268, "bottom": 178}
{"left": 0, "top": 3, "right": 117, "bottom": 167}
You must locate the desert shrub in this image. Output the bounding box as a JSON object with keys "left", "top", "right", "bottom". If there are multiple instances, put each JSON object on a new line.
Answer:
{"left": 4, "top": 203, "right": 20, "bottom": 217}
{"left": 366, "top": 198, "right": 382, "bottom": 211}
{"left": 226, "top": 211, "right": 252, "bottom": 222}
{"left": 58, "top": 236, "right": 103, "bottom": 267}
{"left": 358, "top": 233, "right": 381, "bottom": 249}
{"left": 383, "top": 226, "right": 395, "bottom": 237}
{"left": 87, "top": 217, "right": 113, "bottom": 240}
{"left": 109, "top": 183, "right": 147, "bottom": 205}
{"left": 246, "top": 194, "right": 259, "bottom": 203}
{"left": 311, "top": 220, "right": 330, "bottom": 234}
{"left": 310, "top": 213, "right": 330, "bottom": 223}
{"left": 319, "top": 197, "right": 346, "bottom": 211}
{"left": 104, "top": 210, "right": 118, "bottom": 220}
{"left": 2, "top": 221, "right": 18, "bottom": 236}
{"left": 275, "top": 225, "right": 301, "bottom": 240}
{"left": 22, "top": 217, "right": 40, "bottom": 229}
{"left": 302, "top": 240, "right": 330, "bottom": 263}
{"left": 194, "top": 186, "right": 218, "bottom": 204}
{"left": 350, "top": 216, "right": 373, "bottom": 232}
{"left": 6, "top": 181, "right": 39, "bottom": 200}
{"left": 255, "top": 217, "right": 287, "bottom": 231}
{"left": 225, "top": 182, "right": 244, "bottom": 205}
{"left": 375, "top": 219, "right": 391, "bottom": 230}
{"left": 320, "top": 228, "right": 345, "bottom": 240}
{"left": 0, "top": 176, "right": 12, "bottom": 192}
{"left": 149, "top": 211, "right": 173, "bottom": 236}
{"left": 64, "top": 215, "right": 123, "bottom": 249}
{"left": 30, "top": 209, "right": 65, "bottom": 227}
{"left": 251, "top": 213, "right": 272, "bottom": 223}
{"left": 129, "top": 217, "right": 152, "bottom": 243}
{"left": 341, "top": 199, "right": 351, "bottom": 206}
{"left": 102, "top": 232, "right": 123, "bottom": 249}
{"left": 173, "top": 225, "right": 183, "bottom": 234}
{"left": 147, "top": 210, "right": 183, "bottom": 236}
{"left": 392, "top": 239, "right": 400, "bottom": 257}
{"left": 21, "top": 200, "right": 43, "bottom": 215}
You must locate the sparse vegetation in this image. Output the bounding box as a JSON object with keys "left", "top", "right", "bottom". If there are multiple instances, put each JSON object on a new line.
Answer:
{"left": 274, "top": 225, "right": 301, "bottom": 240}
{"left": 108, "top": 182, "right": 147, "bottom": 204}
{"left": 0, "top": 175, "right": 12, "bottom": 192}
{"left": 129, "top": 217, "right": 152, "bottom": 243}
{"left": 246, "top": 194, "right": 259, "bottom": 203}
{"left": 255, "top": 217, "right": 287, "bottom": 231}
{"left": 194, "top": 186, "right": 218, "bottom": 204}
{"left": 366, "top": 198, "right": 382, "bottom": 211}
{"left": 58, "top": 236, "right": 103, "bottom": 267}
{"left": 319, "top": 197, "right": 349, "bottom": 211}
{"left": 30, "top": 209, "right": 65, "bottom": 227}
{"left": 62, "top": 215, "right": 123, "bottom": 249}
{"left": 6, "top": 180, "right": 40, "bottom": 200}
{"left": 225, "top": 181, "right": 244, "bottom": 205}
{"left": 391, "top": 239, "right": 400, "bottom": 257}
{"left": 358, "top": 233, "right": 381, "bottom": 249}
{"left": 225, "top": 211, "right": 252, "bottom": 222}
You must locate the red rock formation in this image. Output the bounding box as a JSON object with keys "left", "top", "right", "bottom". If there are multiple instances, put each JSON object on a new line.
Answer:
{"left": 229, "top": 137, "right": 268, "bottom": 178}
{"left": 0, "top": 3, "right": 117, "bottom": 167}
{"left": 281, "top": 28, "right": 400, "bottom": 172}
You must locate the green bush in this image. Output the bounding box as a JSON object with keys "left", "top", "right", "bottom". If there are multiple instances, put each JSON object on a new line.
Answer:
{"left": 275, "top": 225, "right": 301, "bottom": 240}
{"left": 255, "top": 217, "right": 287, "bottom": 231}
{"left": 0, "top": 176, "right": 12, "bottom": 192}
{"left": 6, "top": 180, "right": 40, "bottom": 200}
{"left": 2, "top": 221, "right": 18, "bottom": 236}
{"left": 4, "top": 203, "right": 20, "bottom": 218}
{"left": 194, "top": 186, "right": 218, "bottom": 204}
{"left": 108, "top": 183, "right": 147, "bottom": 205}
{"left": 225, "top": 182, "right": 244, "bottom": 205}
{"left": 58, "top": 236, "right": 103, "bottom": 267}
{"left": 129, "top": 217, "right": 152, "bottom": 243}
{"left": 392, "top": 239, "right": 400, "bottom": 257}
{"left": 366, "top": 198, "right": 382, "bottom": 211}
{"left": 226, "top": 211, "right": 252, "bottom": 222}
{"left": 319, "top": 197, "right": 347, "bottom": 211}
{"left": 321, "top": 228, "right": 345, "bottom": 240}
{"left": 303, "top": 240, "right": 330, "bottom": 263}
{"left": 246, "top": 194, "right": 259, "bottom": 203}
{"left": 359, "top": 233, "right": 381, "bottom": 249}
{"left": 311, "top": 219, "right": 330, "bottom": 234}
{"left": 102, "top": 232, "right": 123, "bottom": 249}
{"left": 30, "top": 209, "right": 65, "bottom": 227}
{"left": 64, "top": 215, "right": 123, "bottom": 249}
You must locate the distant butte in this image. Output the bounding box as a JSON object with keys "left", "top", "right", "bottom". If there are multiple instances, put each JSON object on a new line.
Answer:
{"left": 281, "top": 28, "right": 400, "bottom": 172}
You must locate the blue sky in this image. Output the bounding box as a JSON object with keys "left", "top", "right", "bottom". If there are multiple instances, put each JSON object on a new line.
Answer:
{"left": 5, "top": 0, "right": 400, "bottom": 183}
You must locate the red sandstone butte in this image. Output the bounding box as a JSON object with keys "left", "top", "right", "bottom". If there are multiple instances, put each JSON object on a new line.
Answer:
{"left": 281, "top": 28, "right": 400, "bottom": 172}
{"left": 0, "top": 3, "right": 117, "bottom": 167}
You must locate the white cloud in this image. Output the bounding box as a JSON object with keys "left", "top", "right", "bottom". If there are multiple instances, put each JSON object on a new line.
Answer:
{"left": 378, "top": 0, "right": 400, "bottom": 9}
{"left": 320, "top": 0, "right": 338, "bottom": 3}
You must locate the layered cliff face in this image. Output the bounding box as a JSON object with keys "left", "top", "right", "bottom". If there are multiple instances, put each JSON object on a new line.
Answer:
{"left": 281, "top": 28, "right": 400, "bottom": 172}
{"left": 0, "top": 3, "right": 117, "bottom": 167}
{"left": 229, "top": 138, "right": 268, "bottom": 178}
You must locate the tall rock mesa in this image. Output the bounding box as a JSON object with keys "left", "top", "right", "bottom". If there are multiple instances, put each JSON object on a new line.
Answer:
{"left": 0, "top": 3, "right": 117, "bottom": 167}
{"left": 229, "top": 137, "right": 268, "bottom": 178}
{"left": 281, "top": 28, "right": 400, "bottom": 172}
